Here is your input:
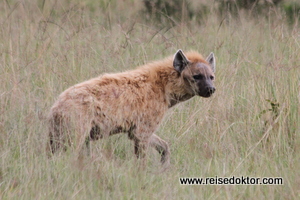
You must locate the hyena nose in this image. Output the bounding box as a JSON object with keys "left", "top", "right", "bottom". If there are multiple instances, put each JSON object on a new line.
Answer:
{"left": 207, "top": 86, "right": 216, "bottom": 94}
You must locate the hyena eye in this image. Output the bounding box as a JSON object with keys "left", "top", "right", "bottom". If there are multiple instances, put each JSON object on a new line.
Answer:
{"left": 210, "top": 76, "right": 214, "bottom": 80}
{"left": 193, "top": 74, "right": 203, "bottom": 80}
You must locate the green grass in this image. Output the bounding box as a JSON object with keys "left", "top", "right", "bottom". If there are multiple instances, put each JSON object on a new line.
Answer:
{"left": 0, "top": 0, "right": 299, "bottom": 199}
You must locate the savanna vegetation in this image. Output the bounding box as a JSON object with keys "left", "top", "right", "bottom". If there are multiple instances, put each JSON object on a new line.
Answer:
{"left": 0, "top": 0, "right": 299, "bottom": 199}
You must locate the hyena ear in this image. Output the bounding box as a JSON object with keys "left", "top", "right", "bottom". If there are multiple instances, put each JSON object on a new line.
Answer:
{"left": 173, "top": 49, "right": 190, "bottom": 73}
{"left": 206, "top": 52, "right": 216, "bottom": 72}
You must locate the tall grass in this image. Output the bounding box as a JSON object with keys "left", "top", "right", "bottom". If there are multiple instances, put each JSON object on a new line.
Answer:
{"left": 0, "top": 0, "right": 299, "bottom": 199}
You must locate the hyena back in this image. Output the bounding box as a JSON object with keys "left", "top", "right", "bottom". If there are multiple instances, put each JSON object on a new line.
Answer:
{"left": 48, "top": 49, "right": 216, "bottom": 167}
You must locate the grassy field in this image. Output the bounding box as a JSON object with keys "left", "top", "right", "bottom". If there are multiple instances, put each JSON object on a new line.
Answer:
{"left": 0, "top": 0, "right": 299, "bottom": 199}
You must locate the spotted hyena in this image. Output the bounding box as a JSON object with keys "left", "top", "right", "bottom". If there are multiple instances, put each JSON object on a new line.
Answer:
{"left": 48, "top": 49, "right": 216, "bottom": 167}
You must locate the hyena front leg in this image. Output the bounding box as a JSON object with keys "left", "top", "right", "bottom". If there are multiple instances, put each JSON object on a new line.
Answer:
{"left": 149, "top": 134, "right": 170, "bottom": 167}
{"left": 133, "top": 138, "right": 148, "bottom": 160}
{"left": 128, "top": 128, "right": 151, "bottom": 165}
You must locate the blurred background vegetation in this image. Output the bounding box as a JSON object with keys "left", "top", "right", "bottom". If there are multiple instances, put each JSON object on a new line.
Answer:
{"left": 142, "top": 0, "right": 300, "bottom": 26}
{"left": 30, "top": 0, "right": 300, "bottom": 27}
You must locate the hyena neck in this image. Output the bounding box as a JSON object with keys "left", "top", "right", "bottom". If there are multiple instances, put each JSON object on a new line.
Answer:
{"left": 165, "top": 71, "right": 195, "bottom": 108}
{"left": 168, "top": 93, "right": 194, "bottom": 108}
{"left": 141, "top": 58, "right": 195, "bottom": 108}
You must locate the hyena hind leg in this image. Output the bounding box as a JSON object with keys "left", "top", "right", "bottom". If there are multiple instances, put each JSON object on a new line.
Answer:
{"left": 47, "top": 127, "right": 68, "bottom": 155}
{"left": 149, "top": 134, "right": 170, "bottom": 168}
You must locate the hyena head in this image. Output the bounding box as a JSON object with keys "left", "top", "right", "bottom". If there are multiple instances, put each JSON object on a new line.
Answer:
{"left": 173, "top": 49, "right": 216, "bottom": 98}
